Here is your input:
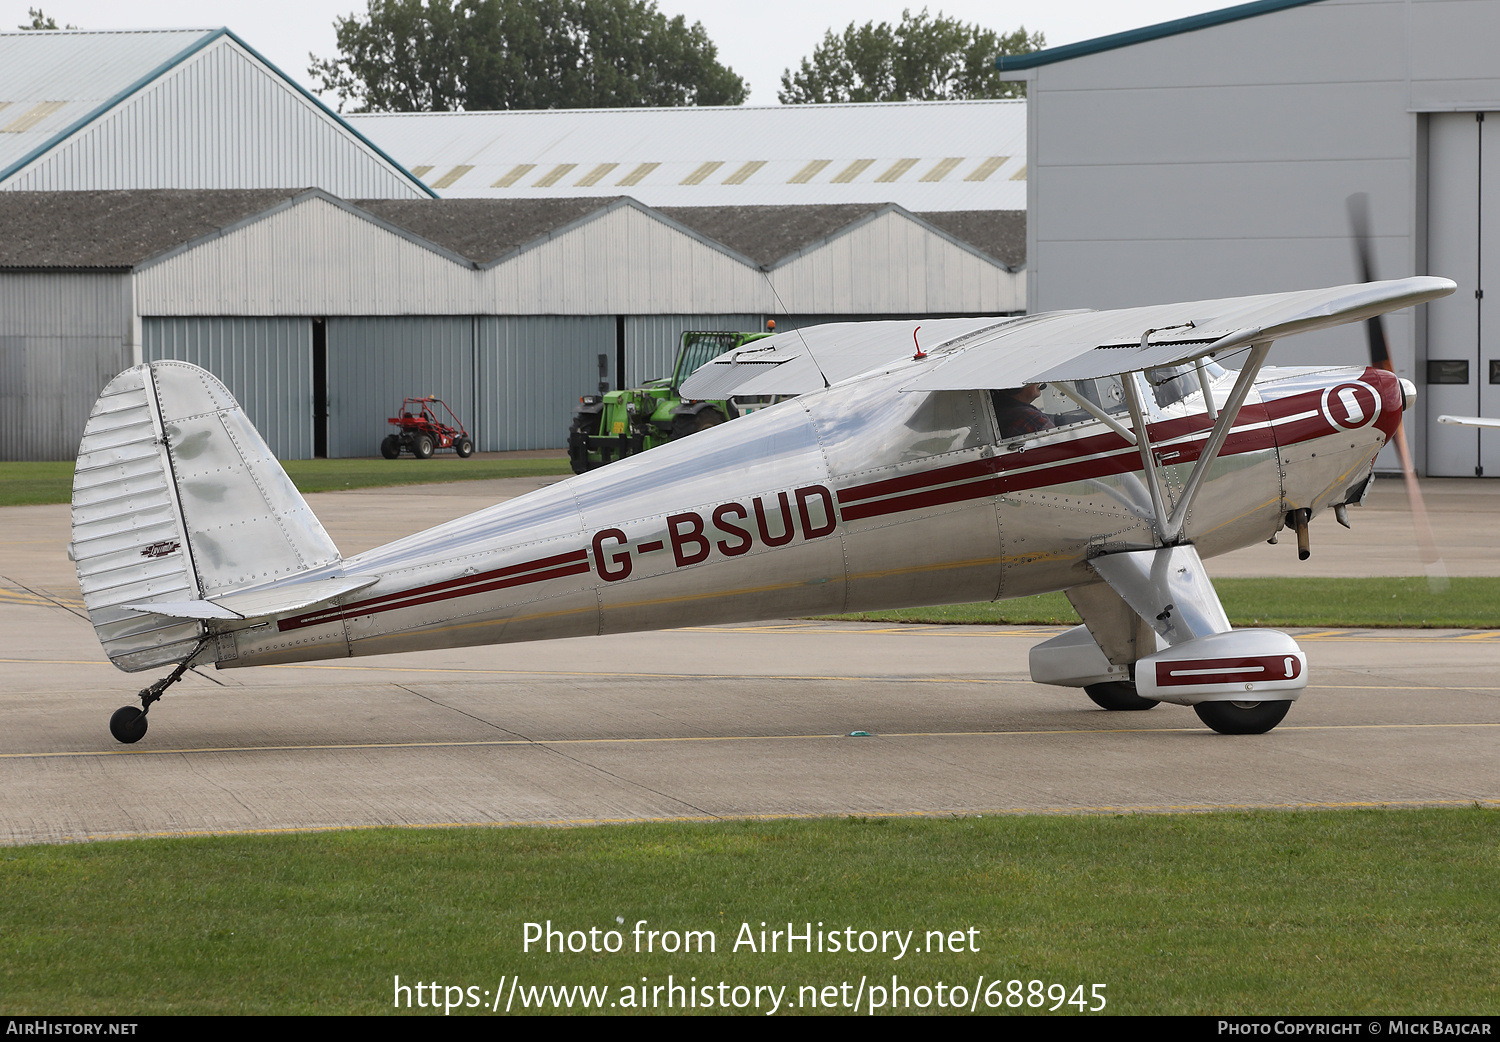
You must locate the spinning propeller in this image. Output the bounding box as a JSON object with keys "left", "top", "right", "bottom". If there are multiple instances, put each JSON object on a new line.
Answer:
{"left": 1346, "top": 193, "right": 1449, "bottom": 592}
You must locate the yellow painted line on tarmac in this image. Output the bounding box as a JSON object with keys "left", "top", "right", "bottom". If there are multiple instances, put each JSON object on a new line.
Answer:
{"left": 0, "top": 658, "right": 111, "bottom": 666}
{"left": 261, "top": 662, "right": 1034, "bottom": 685}
{"left": 53, "top": 796, "right": 1500, "bottom": 843}
{"left": 7, "top": 658, "right": 1500, "bottom": 692}
{"left": 5, "top": 720, "right": 1498, "bottom": 761}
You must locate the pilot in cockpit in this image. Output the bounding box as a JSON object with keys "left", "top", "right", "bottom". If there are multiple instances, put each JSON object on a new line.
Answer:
{"left": 991, "top": 383, "right": 1056, "bottom": 440}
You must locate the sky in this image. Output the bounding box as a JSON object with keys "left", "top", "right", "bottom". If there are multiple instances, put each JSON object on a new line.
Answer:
{"left": 3, "top": 0, "right": 1238, "bottom": 106}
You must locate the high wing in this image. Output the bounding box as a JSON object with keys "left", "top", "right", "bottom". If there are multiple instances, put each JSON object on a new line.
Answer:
{"left": 680, "top": 278, "right": 1455, "bottom": 399}
{"left": 679, "top": 315, "right": 1053, "bottom": 398}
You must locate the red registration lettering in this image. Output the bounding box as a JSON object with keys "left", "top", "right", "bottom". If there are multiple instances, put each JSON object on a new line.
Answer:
{"left": 753, "top": 492, "right": 796, "bottom": 547}
{"left": 667, "top": 512, "right": 711, "bottom": 566}
{"left": 795, "top": 484, "right": 837, "bottom": 538}
{"left": 592, "top": 528, "right": 632, "bottom": 582}
{"left": 712, "top": 503, "right": 753, "bottom": 556}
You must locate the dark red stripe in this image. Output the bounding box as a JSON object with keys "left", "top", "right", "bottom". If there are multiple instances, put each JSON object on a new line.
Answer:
{"left": 837, "top": 456, "right": 1000, "bottom": 505}
{"left": 838, "top": 413, "right": 1279, "bottom": 523}
{"left": 327, "top": 548, "right": 587, "bottom": 617}
{"left": 835, "top": 401, "right": 1287, "bottom": 509}
{"left": 1154, "top": 654, "right": 1300, "bottom": 687}
{"left": 276, "top": 551, "right": 591, "bottom": 632}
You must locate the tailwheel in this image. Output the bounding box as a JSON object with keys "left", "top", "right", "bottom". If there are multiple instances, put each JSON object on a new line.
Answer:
{"left": 1084, "top": 680, "right": 1159, "bottom": 711}
{"left": 109, "top": 706, "right": 147, "bottom": 744}
{"left": 106, "top": 637, "right": 210, "bottom": 744}
{"left": 1193, "top": 699, "right": 1292, "bottom": 735}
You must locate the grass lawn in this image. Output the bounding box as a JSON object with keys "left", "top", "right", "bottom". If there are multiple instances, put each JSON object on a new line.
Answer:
{"left": 0, "top": 457, "right": 571, "bottom": 505}
{"left": 1, "top": 809, "right": 1494, "bottom": 1015}
{"left": 822, "top": 576, "right": 1500, "bottom": 630}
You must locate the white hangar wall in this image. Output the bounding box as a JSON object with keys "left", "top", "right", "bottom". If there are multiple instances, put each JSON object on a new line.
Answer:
{"left": 765, "top": 209, "right": 1022, "bottom": 315}
{"left": 138, "top": 196, "right": 1017, "bottom": 318}
{"left": 134, "top": 195, "right": 473, "bottom": 316}
{"left": 0, "top": 31, "right": 427, "bottom": 199}
{"left": 1015, "top": 0, "right": 1500, "bottom": 474}
{"left": 477, "top": 204, "right": 770, "bottom": 315}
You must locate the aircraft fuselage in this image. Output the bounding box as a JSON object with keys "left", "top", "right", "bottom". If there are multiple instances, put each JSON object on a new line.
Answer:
{"left": 221, "top": 363, "right": 1403, "bottom": 669}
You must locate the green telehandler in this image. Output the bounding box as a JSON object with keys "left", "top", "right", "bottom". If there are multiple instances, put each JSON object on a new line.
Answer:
{"left": 567, "top": 328, "right": 778, "bottom": 473}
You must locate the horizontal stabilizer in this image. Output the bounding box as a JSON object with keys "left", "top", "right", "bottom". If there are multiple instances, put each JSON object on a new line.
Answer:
{"left": 124, "top": 576, "right": 377, "bottom": 621}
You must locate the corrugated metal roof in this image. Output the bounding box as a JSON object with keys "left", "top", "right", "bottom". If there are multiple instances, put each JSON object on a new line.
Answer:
{"left": 0, "top": 29, "right": 217, "bottom": 179}
{"left": 0, "top": 189, "right": 303, "bottom": 267}
{"left": 347, "top": 99, "right": 1026, "bottom": 212}
{"left": 354, "top": 196, "right": 629, "bottom": 264}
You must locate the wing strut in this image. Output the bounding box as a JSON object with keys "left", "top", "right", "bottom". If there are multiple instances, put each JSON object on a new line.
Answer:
{"left": 1117, "top": 342, "right": 1273, "bottom": 546}
{"left": 1122, "top": 372, "right": 1171, "bottom": 533}
{"left": 1052, "top": 383, "right": 1138, "bottom": 445}
{"left": 1159, "top": 343, "right": 1271, "bottom": 543}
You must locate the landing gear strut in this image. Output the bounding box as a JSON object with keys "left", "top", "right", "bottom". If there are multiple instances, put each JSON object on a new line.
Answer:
{"left": 108, "top": 638, "right": 210, "bottom": 744}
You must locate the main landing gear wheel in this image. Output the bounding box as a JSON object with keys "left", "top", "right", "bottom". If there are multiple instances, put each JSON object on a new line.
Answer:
{"left": 1084, "top": 681, "right": 1159, "bottom": 711}
{"left": 673, "top": 409, "right": 724, "bottom": 439}
{"left": 109, "top": 706, "right": 147, "bottom": 744}
{"left": 1193, "top": 699, "right": 1292, "bottom": 735}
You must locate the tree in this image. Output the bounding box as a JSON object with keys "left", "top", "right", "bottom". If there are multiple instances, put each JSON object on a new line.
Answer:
{"left": 779, "top": 7, "right": 1042, "bottom": 104}
{"left": 19, "top": 7, "right": 76, "bottom": 30}
{"left": 309, "top": 0, "right": 747, "bottom": 113}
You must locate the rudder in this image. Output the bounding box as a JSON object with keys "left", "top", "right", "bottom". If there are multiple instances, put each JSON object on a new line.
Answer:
{"left": 71, "top": 361, "right": 342, "bottom": 672}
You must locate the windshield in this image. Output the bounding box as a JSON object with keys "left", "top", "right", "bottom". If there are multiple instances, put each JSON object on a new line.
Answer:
{"left": 674, "top": 333, "right": 742, "bottom": 386}
{"left": 1144, "top": 360, "right": 1227, "bottom": 409}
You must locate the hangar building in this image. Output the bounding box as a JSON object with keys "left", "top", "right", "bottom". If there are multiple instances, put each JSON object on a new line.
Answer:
{"left": 0, "top": 28, "right": 428, "bottom": 198}
{"left": 0, "top": 32, "right": 1023, "bottom": 462}
{"left": 1, "top": 190, "right": 1018, "bottom": 460}
{"left": 999, "top": 0, "right": 1500, "bottom": 476}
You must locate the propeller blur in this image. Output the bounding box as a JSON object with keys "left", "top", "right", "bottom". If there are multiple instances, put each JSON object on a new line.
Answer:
{"left": 72, "top": 278, "right": 1455, "bottom": 744}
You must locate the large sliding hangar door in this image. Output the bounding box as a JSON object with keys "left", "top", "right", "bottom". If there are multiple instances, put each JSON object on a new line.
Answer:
{"left": 147, "top": 315, "right": 624, "bottom": 458}
{"left": 1428, "top": 112, "right": 1500, "bottom": 477}
{"left": 324, "top": 318, "right": 475, "bottom": 459}
{"left": 144, "top": 318, "right": 315, "bottom": 460}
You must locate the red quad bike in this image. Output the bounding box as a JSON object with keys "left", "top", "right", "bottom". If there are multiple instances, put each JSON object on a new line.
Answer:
{"left": 381, "top": 397, "right": 474, "bottom": 459}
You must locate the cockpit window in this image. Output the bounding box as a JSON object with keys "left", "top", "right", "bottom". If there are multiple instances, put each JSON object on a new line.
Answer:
{"left": 1144, "top": 361, "right": 1226, "bottom": 409}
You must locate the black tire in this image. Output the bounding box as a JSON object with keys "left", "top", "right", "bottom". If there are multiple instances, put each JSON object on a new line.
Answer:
{"left": 456, "top": 437, "right": 474, "bottom": 458}
{"left": 413, "top": 433, "right": 435, "bottom": 460}
{"left": 1193, "top": 699, "right": 1292, "bottom": 735}
{"left": 671, "top": 408, "right": 725, "bottom": 439}
{"left": 109, "top": 706, "right": 147, "bottom": 744}
{"left": 1084, "top": 681, "right": 1159, "bottom": 711}
{"left": 567, "top": 417, "right": 598, "bottom": 474}
{"left": 380, "top": 435, "right": 401, "bottom": 460}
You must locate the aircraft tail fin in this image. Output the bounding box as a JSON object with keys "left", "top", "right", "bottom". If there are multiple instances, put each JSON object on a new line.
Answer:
{"left": 71, "top": 361, "right": 343, "bottom": 672}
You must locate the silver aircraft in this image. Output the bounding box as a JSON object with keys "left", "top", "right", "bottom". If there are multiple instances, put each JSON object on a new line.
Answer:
{"left": 71, "top": 277, "right": 1455, "bottom": 743}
